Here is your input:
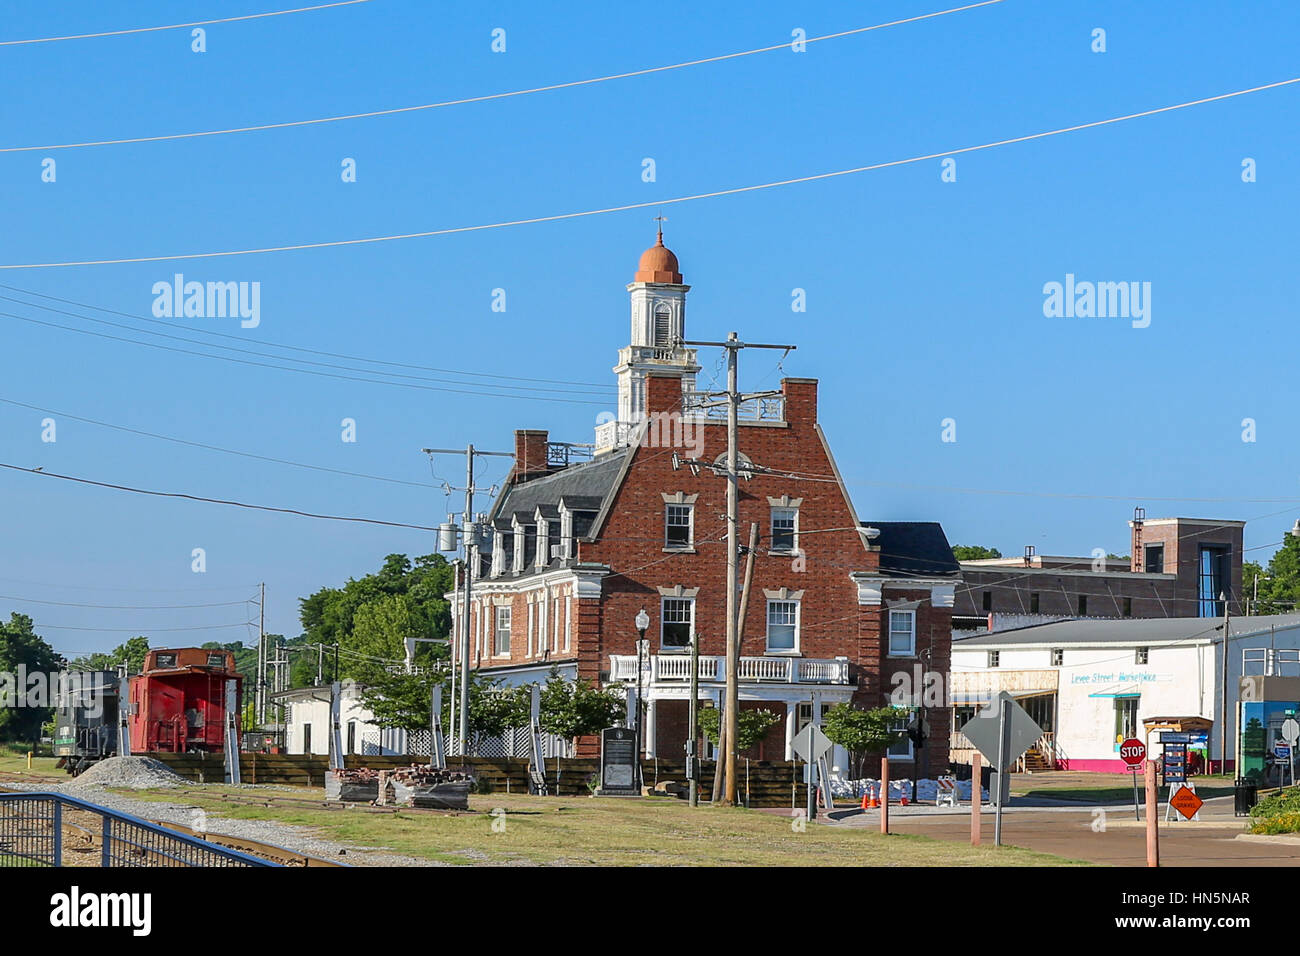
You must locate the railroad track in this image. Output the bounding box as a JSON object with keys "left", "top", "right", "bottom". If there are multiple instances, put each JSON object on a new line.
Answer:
{"left": 0, "top": 781, "right": 342, "bottom": 867}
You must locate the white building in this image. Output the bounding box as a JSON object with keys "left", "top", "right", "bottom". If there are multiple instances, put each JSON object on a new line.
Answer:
{"left": 276, "top": 682, "right": 412, "bottom": 757}
{"left": 950, "top": 613, "right": 1300, "bottom": 773}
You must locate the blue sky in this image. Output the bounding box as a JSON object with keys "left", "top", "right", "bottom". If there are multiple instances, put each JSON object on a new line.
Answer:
{"left": 1, "top": 0, "right": 1298, "bottom": 657}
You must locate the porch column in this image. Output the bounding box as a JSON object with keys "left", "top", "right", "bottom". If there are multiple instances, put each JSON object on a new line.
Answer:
{"left": 784, "top": 702, "right": 798, "bottom": 760}
{"left": 645, "top": 697, "right": 657, "bottom": 758}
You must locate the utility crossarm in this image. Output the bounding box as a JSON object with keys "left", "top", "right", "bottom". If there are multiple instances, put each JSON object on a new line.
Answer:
{"left": 686, "top": 388, "right": 784, "bottom": 410}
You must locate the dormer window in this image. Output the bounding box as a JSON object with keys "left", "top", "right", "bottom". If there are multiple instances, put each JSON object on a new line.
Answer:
{"left": 512, "top": 523, "right": 527, "bottom": 573}
{"left": 535, "top": 519, "right": 548, "bottom": 568}
{"left": 491, "top": 531, "right": 504, "bottom": 576}
{"left": 497, "top": 530, "right": 514, "bottom": 575}
{"left": 558, "top": 509, "right": 573, "bottom": 560}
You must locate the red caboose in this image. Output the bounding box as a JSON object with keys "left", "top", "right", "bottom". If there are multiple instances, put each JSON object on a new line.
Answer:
{"left": 129, "top": 648, "right": 242, "bottom": 754}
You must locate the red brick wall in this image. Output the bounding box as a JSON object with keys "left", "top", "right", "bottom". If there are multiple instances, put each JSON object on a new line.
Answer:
{"left": 580, "top": 373, "right": 874, "bottom": 665}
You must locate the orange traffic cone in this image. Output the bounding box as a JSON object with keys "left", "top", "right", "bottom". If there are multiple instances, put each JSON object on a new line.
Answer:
{"left": 867, "top": 784, "right": 878, "bottom": 809}
{"left": 900, "top": 787, "right": 909, "bottom": 807}
{"left": 860, "top": 789, "right": 870, "bottom": 810}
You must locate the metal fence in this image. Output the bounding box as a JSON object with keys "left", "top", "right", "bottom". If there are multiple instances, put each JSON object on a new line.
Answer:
{"left": 0, "top": 793, "right": 277, "bottom": 868}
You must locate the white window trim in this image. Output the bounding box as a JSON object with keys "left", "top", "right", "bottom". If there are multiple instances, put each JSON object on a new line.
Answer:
{"left": 664, "top": 502, "right": 695, "bottom": 551}
{"left": 887, "top": 609, "right": 917, "bottom": 658}
{"left": 490, "top": 531, "right": 503, "bottom": 576}
{"left": 769, "top": 505, "right": 800, "bottom": 554}
{"left": 535, "top": 520, "right": 549, "bottom": 569}
{"left": 988, "top": 650, "right": 1000, "bottom": 668}
{"left": 559, "top": 510, "right": 573, "bottom": 560}
{"left": 564, "top": 595, "right": 572, "bottom": 652}
{"left": 494, "top": 605, "right": 512, "bottom": 657}
{"left": 526, "top": 599, "right": 535, "bottom": 657}
{"left": 512, "top": 524, "right": 526, "bottom": 574}
{"left": 660, "top": 596, "right": 695, "bottom": 651}
{"left": 764, "top": 598, "right": 801, "bottom": 654}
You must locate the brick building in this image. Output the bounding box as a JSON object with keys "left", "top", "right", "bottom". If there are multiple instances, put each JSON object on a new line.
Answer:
{"left": 453, "top": 232, "right": 960, "bottom": 774}
{"left": 953, "top": 515, "right": 1245, "bottom": 635}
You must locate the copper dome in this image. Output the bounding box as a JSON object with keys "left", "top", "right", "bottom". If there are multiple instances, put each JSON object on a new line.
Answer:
{"left": 633, "top": 230, "right": 683, "bottom": 283}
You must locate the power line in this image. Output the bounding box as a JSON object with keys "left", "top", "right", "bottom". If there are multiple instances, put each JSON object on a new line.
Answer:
{"left": 5, "top": 75, "right": 1295, "bottom": 270}
{"left": 0, "top": 294, "right": 611, "bottom": 396}
{"left": 0, "top": 576, "right": 259, "bottom": 594}
{"left": 0, "top": 1, "right": 1002, "bottom": 149}
{"left": 0, "top": 593, "right": 253, "bottom": 610}
{"left": 0, "top": 462, "right": 438, "bottom": 531}
{"left": 0, "top": 308, "right": 611, "bottom": 405}
{"left": 35, "top": 621, "right": 255, "bottom": 632}
{"left": 0, "top": 0, "right": 373, "bottom": 46}
{"left": 0, "top": 395, "right": 439, "bottom": 489}
{"left": 0, "top": 283, "right": 614, "bottom": 389}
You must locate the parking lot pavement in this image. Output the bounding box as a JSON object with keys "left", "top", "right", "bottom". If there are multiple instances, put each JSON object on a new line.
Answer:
{"left": 827, "top": 796, "right": 1300, "bottom": 866}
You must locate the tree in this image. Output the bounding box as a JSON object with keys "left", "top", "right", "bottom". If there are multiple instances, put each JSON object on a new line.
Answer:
{"left": 697, "top": 707, "right": 781, "bottom": 753}
{"left": 822, "top": 703, "right": 911, "bottom": 779}
{"left": 0, "top": 614, "right": 63, "bottom": 745}
{"left": 538, "top": 668, "right": 626, "bottom": 747}
{"left": 358, "top": 667, "right": 529, "bottom": 750}
{"left": 1246, "top": 536, "right": 1300, "bottom": 615}
{"left": 68, "top": 635, "right": 150, "bottom": 673}
{"left": 951, "top": 545, "right": 1002, "bottom": 561}
{"left": 299, "top": 553, "right": 454, "bottom": 686}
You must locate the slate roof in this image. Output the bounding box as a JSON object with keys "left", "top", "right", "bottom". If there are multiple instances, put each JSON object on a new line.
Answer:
{"left": 489, "top": 449, "right": 629, "bottom": 533}
{"left": 865, "top": 521, "right": 961, "bottom": 579}
{"left": 953, "top": 612, "right": 1300, "bottom": 647}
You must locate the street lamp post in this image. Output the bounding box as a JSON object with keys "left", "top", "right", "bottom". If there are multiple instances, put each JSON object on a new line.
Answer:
{"left": 635, "top": 608, "right": 650, "bottom": 792}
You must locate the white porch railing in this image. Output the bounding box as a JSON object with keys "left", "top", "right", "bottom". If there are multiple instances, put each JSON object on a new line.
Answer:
{"left": 610, "top": 654, "right": 849, "bottom": 685}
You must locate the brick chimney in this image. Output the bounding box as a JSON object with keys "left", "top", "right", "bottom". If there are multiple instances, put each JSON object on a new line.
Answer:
{"left": 513, "top": 429, "right": 550, "bottom": 481}
{"left": 781, "top": 378, "right": 818, "bottom": 424}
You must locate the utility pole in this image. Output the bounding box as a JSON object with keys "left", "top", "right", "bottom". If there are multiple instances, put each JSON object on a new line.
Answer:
{"left": 688, "top": 630, "right": 699, "bottom": 808}
{"left": 256, "top": 582, "right": 266, "bottom": 725}
{"left": 425, "top": 444, "right": 513, "bottom": 759}
{"left": 1220, "top": 592, "right": 1230, "bottom": 774}
{"left": 450, "top": 559, "right": 460, "bottom": 751}
{"left": 682, "top": 332, "right": 795, "bottom": 806}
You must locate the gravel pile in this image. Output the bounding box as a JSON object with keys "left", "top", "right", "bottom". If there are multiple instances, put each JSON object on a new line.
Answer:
{"left": 67, "top": 756, "right": 187, "bottom": 790}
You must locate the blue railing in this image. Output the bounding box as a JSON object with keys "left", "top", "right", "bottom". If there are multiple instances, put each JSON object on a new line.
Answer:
{"left": 0, "top": 792, "right": 277, "bottom": 867}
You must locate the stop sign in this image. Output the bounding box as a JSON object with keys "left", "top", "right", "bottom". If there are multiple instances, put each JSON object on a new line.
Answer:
{"left": 1119, "top": 738, "right": 1146, "bottom": 767}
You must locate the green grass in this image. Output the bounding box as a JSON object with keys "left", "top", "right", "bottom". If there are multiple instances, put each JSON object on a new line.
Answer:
{"left": 119, "top": 786, "right": 1092, "bottom": 866}
{"left": 0, "top": 754, "right": 64, "bottom": 780}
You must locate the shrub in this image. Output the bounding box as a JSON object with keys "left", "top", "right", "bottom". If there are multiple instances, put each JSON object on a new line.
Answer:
{"left": 1249, "top": 785, "right": 1300, "bottom": 819}
{"left": 1249, "top": 810, "right": 1300, "bottom": 835}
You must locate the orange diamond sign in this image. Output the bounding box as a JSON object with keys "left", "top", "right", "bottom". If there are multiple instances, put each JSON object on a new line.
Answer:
{"left": 1169, "top": 785, "right": 1203, "bottom": 820}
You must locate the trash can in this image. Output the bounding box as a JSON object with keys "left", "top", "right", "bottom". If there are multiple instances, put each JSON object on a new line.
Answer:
{"left": 1233, "top": 778, "right": 1258, "bottom": 817}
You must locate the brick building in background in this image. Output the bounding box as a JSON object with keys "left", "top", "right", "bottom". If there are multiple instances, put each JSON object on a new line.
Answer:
{"left": 453, "top": 232, "right": 960, "bottom": 775}
{"left": 953, "top": 514, "right": 1245, "bottom": 636}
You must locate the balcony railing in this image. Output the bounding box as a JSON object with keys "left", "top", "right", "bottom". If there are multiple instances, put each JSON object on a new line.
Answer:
{"left": 682, "top": 391, "right": 785, "bottom": 423}
{"left": 594, "top": 420, "right": 635, "bottom": 451}
{"left": 609, "top": 654, "right": 850, "bottom": 685}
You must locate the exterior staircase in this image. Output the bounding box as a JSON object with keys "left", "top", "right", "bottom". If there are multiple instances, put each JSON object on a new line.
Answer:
{"left": 1019, "top": 746, "right": 1053, "bottom": 773}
